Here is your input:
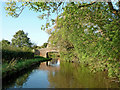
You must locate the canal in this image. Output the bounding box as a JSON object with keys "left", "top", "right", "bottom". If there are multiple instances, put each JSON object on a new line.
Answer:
{"left": 3, "top": 59, "right": 120, "bottom": 88}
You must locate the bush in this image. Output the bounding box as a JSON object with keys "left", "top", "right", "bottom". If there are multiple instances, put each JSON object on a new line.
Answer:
{"left": 2, "top": 46, "right": 34, "bottom": 63}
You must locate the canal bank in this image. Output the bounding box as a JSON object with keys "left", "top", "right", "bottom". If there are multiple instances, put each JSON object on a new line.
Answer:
{"left": 2, "top": 56, "right": 52, "bottom": 80}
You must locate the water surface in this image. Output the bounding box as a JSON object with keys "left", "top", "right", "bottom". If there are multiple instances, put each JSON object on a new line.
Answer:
{"left": 3, "top": 59, "right": 120, "bottom": 88}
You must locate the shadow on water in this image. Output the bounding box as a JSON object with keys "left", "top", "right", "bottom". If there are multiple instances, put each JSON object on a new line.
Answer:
{"left": 2, "top": 58, "right": 120, "bottom": 88}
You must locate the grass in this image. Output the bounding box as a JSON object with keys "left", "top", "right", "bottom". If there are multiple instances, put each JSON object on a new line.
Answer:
{"left": 2, "top": 56, "right": 51, "bottom": 79}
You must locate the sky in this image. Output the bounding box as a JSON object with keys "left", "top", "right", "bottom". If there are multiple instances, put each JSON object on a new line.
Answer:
{"left": 0, "top": 2, "right": 58, "bottom": 46}
{"left": 0, "top": 1, "right": 118, "bottom": 46}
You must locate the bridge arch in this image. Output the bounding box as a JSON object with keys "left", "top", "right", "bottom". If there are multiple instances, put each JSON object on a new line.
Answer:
{"left": 46, "top": 52, "right": 49, "bottom": 58}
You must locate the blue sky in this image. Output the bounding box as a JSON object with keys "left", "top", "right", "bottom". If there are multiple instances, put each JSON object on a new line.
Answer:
{"left": 0, "top": 2, "right": 58, "bottom": 46}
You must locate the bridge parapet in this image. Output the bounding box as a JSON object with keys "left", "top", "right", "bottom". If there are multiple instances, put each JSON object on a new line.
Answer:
{"left": 34, "top": 48, "right": 59, "bottom": 58}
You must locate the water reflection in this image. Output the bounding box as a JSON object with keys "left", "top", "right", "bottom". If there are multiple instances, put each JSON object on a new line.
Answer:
{"left": 48, "top": 62, "right": 120, "bottom": 88}
{"left": 39, "top": 60, "right": 60, "bottom": 71}
{"left": 3, "top": 59, "right": 60, "bottom": 88}
{"left": 3, "top": 59, "right": 120, "bottom": 88}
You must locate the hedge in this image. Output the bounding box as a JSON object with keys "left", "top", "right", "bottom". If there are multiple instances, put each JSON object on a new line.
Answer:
{"left": 2, "top": 49, "right": 34, "bottom": 62}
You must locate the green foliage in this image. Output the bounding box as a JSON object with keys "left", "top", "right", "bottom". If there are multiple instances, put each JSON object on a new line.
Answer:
{"left": 2, "top": 45, "right": 34, "bottom": 63}
{"left": 0, "top": 40, "right": 10, "bottom": 47}
{"left": 1, "top": 30, "right": 36, "bottom": 63}
{"left": 4, "top": 1, "right": 120, "bottom": 81}
{"left": 32, "top": 45, "right": 38, "bottom": 49}
{"left": 48, "top": 2, "right": 120, "bottom": 80}
{"left": 2, "top": 56, "right": 50, "bottom": 79}
{"left": 40, "top": 42, "right": 48, "bottom": 48}
{"left": 48, "top": 52, "right": 59, "bottom": 59}
{"left": 29, "top": 43, "right": 48, "bottom": 49}
{"left": 12, "top": 30, "right": 33, "bottom": 48}
{"left": 2, "top": 48, "right": 34, "bottom": 63}
{"left": 5, "top": 2, "right": 64, "bottom": 29}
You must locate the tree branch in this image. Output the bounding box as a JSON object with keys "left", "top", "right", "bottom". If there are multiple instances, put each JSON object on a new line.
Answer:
{"left": 58, "top": 2, "right": 62, "bottom": 8}
{"left": 78, "top": 2, "right": 96, "bottom": 8}
{"left": 119, "top": 1, "right": 120, "bottom": 9}
{"left": 108, "top": 2, "right": 120, "bottom": 17}
{"left": 15, "top": 3, "right": 29, "bottom": 17}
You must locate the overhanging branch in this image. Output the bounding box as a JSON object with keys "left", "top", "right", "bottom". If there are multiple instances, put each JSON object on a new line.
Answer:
{"left": 108, "top": 1, "right": 120, "bottom": 17}
{"left": 78, "top": 2, "right": 96, "bottom": 8}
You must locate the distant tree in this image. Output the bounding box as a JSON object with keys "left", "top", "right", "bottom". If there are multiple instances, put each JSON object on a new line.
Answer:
{"left": 1, "top": 40, "right": 10, "bottom": 46}
{"left": 41, "top": 43, "right": 48, "bottom": 48}
{"left": 32, "top": 44, "right": 38, "bottom": 49}
{"left": 12, "top": 30, "right": 33, "bottom": 48}
{"left": 36, "top": 46, "right": 42, "bottom": 49}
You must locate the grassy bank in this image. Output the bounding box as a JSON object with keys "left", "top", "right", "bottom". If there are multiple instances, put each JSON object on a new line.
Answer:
{"left": 2, "top": 56, "right": 51, "bottom": 79}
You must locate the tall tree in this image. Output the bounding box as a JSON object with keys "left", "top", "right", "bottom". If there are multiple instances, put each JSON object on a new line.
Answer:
{"left": 12, "top": 30, "right": 32, "bottom": 48}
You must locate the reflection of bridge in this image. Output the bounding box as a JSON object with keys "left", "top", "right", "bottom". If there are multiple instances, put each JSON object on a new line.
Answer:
{"left": 34, "top": 48, "right": 59, "bottom": 58}
{"left": 39, "top": 59, "right": 60, "bottom": 71}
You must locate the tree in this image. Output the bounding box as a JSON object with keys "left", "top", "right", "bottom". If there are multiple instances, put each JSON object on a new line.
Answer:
{"left": 1, "top": 40, "right": 10, "bottom": 46}
{"left": 12, "top": 30, "right": 33, "bottom": 48}
{"left": 40, "top": 42, "right": 48, "bottom": 48}
{"left": 47, "top": 2, "right": 120, "bottom": 79}
{"left": 4, "top": 1, "right": 120, "bottom": 29}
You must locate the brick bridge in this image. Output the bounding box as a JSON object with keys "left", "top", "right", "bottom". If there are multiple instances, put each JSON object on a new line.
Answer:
{"left": 34, "top": 48, "right": 59, "bottom": 58}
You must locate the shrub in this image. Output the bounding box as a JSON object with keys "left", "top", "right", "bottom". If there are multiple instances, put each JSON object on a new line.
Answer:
{"left": 2, "top": 46, "right": 34, "bottom": 63}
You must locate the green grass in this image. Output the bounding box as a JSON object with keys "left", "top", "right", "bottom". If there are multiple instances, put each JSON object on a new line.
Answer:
{"left": 2, "top": 56, "right": 51, "bottom": 78}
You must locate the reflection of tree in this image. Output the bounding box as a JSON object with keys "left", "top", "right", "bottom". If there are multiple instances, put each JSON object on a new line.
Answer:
{"left": 48, "top": 62, "right": 119, "bottom": 88}
{"left": 48, "top": 62, "right": 77, "bottom": 88}
{"left": 3, "top": 63, "right": 40, "bottom": 88}
{"left": 15, "top": 73, "right": 29, "bottom": 88}
{"left": 3, "top": 71, "right": 31, "bottom": 88}
{"left": 50, "top": 59, "right": 58, "bottom": 64}
{"left": 14, "top": 64, "right": 40, "bottom": 88}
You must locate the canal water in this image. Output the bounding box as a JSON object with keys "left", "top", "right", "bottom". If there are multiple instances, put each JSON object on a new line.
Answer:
{"left": 3, "top": 59, "right": 120, "bottom": 88}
